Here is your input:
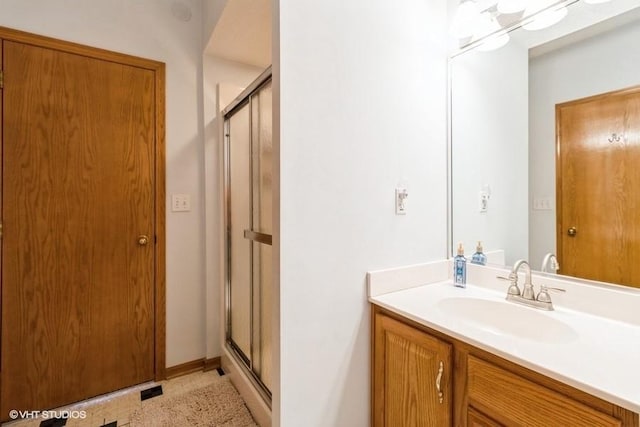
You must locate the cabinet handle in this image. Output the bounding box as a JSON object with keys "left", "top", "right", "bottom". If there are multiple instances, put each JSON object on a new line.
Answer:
{"left": 436, "top": 361, "right": 444, "bottom": 404}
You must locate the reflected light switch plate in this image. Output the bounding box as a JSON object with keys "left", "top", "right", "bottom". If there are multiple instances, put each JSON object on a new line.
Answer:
{"left": 479, "top": 192, "right": 489, "bottom": 213}
{"left": 172, "top": 194, "right": 191, "bottom": 212}
{"left": 533, "top": 197, "right": 553, "bottom": 211}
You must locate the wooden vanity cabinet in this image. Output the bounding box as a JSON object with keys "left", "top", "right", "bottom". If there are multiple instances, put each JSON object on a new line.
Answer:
{"left": 372, "top": 305, "right": 639, "bottom": 427}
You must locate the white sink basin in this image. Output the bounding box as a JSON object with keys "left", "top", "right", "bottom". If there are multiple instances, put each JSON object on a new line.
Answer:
{"left": 436, "top": 297, "right": 578, "bottom": 343}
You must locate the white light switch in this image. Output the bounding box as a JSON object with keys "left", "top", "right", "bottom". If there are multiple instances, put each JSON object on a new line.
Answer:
{"left": 533, "top": 197, "right": 553, "bottom": 211}
{"left": 479, "top": 192, "right": 489, "bottom": 213}
{"left": 172, "top": 194, "right": 191, "bottom": 212}
{"left": 395, "top": 188, "right": 408, "bottom": 215}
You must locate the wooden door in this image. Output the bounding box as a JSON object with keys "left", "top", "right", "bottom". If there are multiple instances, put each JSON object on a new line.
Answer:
{"left": 373, "top": 311, "right": 452, "bottom": 427}
{"left": 1, "top": 36, "right": 161, "bottom": 416}
{"left": 557, "top": 87, "right": 640, "bottom": 287}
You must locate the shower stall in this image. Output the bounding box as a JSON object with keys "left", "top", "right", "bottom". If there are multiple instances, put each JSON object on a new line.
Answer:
{"left": 222, "top": 68, "right": 273, "bottom": 403}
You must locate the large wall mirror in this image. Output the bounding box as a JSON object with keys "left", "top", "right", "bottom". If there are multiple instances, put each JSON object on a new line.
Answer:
{"left": 449, "top": 0, "right": 640, "bottom": 288}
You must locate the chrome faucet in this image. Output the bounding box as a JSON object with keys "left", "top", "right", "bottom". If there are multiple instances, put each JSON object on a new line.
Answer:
{"left": 541, "top": 253, "right": 560, "bottom": 273}
{"left": 513, "top": 259, "right": 535, "bottom": 300}
{"left": 498, "top": 259, "right": 565, "bottom": 311}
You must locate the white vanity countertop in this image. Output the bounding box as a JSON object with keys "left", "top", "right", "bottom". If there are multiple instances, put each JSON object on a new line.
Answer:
{"left": 368, "top": 262, "right": 640, "bottom": 414}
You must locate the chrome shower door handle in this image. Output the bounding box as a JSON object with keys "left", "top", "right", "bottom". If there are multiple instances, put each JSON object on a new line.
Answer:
{"left": 243, "top": 229, "right": 273, "bottom": 245}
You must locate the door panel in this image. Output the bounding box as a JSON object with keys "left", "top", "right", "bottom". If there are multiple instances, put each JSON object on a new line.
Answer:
{"left": 373, "top": 313, "right": 452, "bottom": 427}
{"left": 254, "top": 242, "right": 272, "bottom": 389}
{"left": 251, "top": 81, "right": 272, "bottom": 389}
{"left": 252, "top": 81, "right": 273, "bottom": 236}
{"left": 557, "top": 88, "right": 640, "bottom": 287}
{"left": 1, "top": 40, "right": 155, "bottom": 414}
{"left": 229, "top": 102, "right": 252, "bottom": 359}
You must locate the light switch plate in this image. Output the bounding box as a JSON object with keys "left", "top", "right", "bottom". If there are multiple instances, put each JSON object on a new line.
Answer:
{"left": 479, "top": 192, "right": 489, "bottom": 213}
{"left": 533, "top": 197, "right": 553, "bottom": 211}
{"left": 395, "top": 188, "right": 408, "bottom": 215}
{"left": 172, "top": 194, "right": 191, "bottom": 212}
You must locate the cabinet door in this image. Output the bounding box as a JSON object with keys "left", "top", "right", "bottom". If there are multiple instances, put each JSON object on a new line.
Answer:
{"left": 373, "top": 313, "right": 452, "bottom": 427}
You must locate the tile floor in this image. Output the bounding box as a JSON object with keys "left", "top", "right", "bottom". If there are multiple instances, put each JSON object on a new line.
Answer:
{"left": 2, "top": 369, "right": 224, "bottom": 427}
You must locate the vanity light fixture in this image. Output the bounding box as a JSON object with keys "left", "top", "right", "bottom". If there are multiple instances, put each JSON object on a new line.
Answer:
{"left": 450, "top": 0, "right": 612, "bottom": 52}
{"left": 451, "top": 0, "right": 483, "bottom": 38}
{"left": 476, "top": 31, "right": 511, "bottom": 51}
{"left": 522, "top": 0, "right": 569, "bottom": 31}
{"left": 475, "top": 12, "right": 511, "bottom": 51}
{"left": 496, "top": 0, "right": 527, "bottom": 14}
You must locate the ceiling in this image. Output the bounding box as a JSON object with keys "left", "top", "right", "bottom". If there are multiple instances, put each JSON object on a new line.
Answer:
{"left": 205, "top": 0, "right": 271, "bottom": 68}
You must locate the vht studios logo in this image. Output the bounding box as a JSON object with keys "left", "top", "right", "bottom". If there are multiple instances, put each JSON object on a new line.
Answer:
{"left": 9, "top": 409, "right": 87, "bottom": 420}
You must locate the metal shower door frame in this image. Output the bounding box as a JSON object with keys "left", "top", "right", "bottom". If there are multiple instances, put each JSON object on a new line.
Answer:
{"left": 222, "top": 66, "right": 273, "bottom": 404}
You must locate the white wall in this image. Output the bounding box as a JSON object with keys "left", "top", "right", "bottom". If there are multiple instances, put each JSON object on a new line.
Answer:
{"left": 529, "top": 20, "right": 640, "bottom": 266}
{"left": 0, "top": 0, "right": 206, "bottom": 367}
{"left": 202, "top": 0, "right": 227, "bottom": 47}
{"left": 202, "top": 55, "right": 264, "bottom": 359}
{"left": 451, "top": 41, "right": 529, "bottom": 266}
{"left": 276, "top": 1, "right": 448, "bottom": 425}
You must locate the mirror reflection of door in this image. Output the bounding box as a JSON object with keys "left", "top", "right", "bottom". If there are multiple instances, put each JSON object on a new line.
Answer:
{"left": 556, "top": 86, "right": 640, "bottom": 287}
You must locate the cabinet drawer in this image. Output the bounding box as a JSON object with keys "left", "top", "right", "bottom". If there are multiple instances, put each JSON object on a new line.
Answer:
{"left": 467, "top": 356, "right": 621, "bottom": 427}
{"left": 468, "top": 407, "right": 503, "bottom": 427}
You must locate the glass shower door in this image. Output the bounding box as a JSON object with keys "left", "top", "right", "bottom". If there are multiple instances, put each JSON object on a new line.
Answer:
{"left": 228, "top": 102, "right": 252, "bottom": 364}
{"left": 224, "top": 74, "right": 272, "bottom": 399}
{"left": 250, "top": 80, "right": 272, "bottom": 391}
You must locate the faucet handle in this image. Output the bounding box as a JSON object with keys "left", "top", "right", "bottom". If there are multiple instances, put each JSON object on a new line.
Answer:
{"left": 497, "top": 274, "right": 521, "bottom": 296}
{"left": 536, "top": 285, "right": 566, "bottom": 303}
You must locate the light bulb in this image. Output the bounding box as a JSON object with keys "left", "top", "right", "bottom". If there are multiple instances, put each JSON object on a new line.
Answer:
{"left": 451, "top": 0, "right": 482, "bottom": 38}
{"left": 497, "top": 0, "right": 527, "bottom": 14}
{"left": 474, "top": 12, "right": 510, "bottom": 51}
{"left": 522, "top": 2, "right": 568, "bottom": 31}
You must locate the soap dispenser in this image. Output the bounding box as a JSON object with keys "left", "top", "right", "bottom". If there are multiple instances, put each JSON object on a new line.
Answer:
{"left": 471, "top": 241, "right": 487, "bottom": 266}
{"left": 453, "top": 243, "right": 467, "bottom": 288}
